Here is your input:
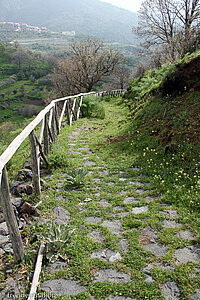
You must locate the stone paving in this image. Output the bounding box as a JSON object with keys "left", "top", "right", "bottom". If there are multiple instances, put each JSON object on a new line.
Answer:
{"left": 37, "top": 124, "right": 200, "bottom": 299}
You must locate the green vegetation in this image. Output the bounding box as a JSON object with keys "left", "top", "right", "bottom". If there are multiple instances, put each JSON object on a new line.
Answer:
{"left": 64, "top": 168, "right": 88, "bottom": 189}
{"left": 0, "top": 42, "right": 53, "bottom": 124}
{"left": 44, "top": 223, "right": 76, "bottom": 263}
{"left": 124, "top": 50, "right": 200, "bottom": 212}
{"left": 82, "top": 94, "right": 105, "bottom": 119}
{"left": 0, "top": 48, "right": 200, "bottom": 299}
{"left": 125, "top": 50, "right": 200, "bottom": 103}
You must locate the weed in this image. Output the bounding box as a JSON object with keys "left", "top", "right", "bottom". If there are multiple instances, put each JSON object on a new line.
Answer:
{"left": 64, "top": 168, "right": 88, "bottom": 189}
{"left": 43, "top": 222, "right": 76, "bottom": 263}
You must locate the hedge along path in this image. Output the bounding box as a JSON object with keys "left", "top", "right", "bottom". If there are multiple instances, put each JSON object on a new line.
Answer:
{"left": 0, "top": 89, "right": 124, "bottom": 263}
{"left": 36, "top": 100, "right": 200, "bottom": 300}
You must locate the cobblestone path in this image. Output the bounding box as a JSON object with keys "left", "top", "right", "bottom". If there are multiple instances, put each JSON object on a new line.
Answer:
{"left": 39, "top": 103, "right": 200, "bottom": 300}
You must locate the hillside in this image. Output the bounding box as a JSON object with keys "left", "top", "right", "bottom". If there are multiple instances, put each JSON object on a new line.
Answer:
{"left": 124, "top": 51, "right": 200, "bottom": 211}
{"left": 0, "top": 42, "right": 53, "bottom": 125}
{"left": 0, "top": 0, "right": 137, "bottom": 43}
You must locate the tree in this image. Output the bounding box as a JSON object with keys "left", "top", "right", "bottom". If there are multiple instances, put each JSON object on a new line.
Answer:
{"left": 53, "top": 39, "right": 122, "bottom": 96}
{"left": 137, "top": 0, "right": 200, "bottom": 60}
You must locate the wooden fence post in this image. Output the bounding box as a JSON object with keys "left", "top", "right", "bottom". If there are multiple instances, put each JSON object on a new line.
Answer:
{"left": 54, "top": 104, "right": 60, "bottom": 135}
{"left": 51, "top": 108, "right": 56, "bottom": 143}
{"left": 43, "top": 115, "right": 49, "bottom": 156}
{"left": 77, "top": 96, "right": 83, "bottom": 119}
{"left": 0, "top": 167, "right": 24, "bottom": 262}
{"left": 29, "top": 131, "right": 41, "bottom": 196}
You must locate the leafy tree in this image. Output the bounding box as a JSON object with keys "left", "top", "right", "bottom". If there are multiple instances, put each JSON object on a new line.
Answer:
{"left": 53, "top": 38, "right": 122, "bottom": 95}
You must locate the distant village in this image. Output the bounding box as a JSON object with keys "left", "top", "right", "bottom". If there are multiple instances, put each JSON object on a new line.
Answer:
{"left": 0, "top": 21, "right": 76, "bottom": 36}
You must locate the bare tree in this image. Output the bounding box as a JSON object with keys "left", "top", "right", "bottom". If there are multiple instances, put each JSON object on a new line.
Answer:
{"left": 137, "top": 0, "right": 200, "bottom": 60}
{"left": 53, "top": 38, "right": 122, "bottom": 96}
{"left": 112, "top": 65, "right": 131, "bottom": 89}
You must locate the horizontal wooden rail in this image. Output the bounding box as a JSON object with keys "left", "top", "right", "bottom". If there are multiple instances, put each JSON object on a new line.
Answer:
{"left": 0, "top": 88, "right": 125, "bottom": 262}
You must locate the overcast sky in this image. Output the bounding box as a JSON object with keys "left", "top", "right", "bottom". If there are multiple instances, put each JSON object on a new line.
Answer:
{"left": 101, "top": 0, "right": 143, "bottom": 12}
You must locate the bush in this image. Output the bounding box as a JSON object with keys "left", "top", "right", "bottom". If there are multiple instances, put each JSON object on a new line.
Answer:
{"left": 48, "top": 143, "right": 69, "bottom": 169}
{"left": 18, "top": 105, "right": 40, "bottom": 117}
{"left": 81, "top": 94, "right": 105, "bottom": 119}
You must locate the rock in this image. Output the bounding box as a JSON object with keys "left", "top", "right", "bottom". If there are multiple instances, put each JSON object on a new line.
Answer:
{"left": 94, "top": 178, "right": 101, "bottom": 183}
{"left": 83, "top": 160, "right": 95, "bottom": 166}
{"left": 140, "top": 227, "right": 158, "bottom": 244}
{"left": 55, "top": 196, "right": 65, "bottom": 202}
{"left": 132, "top": 206, "right": 149, "bottom": 214}
{"left": 40, "top": 279, "right": 88, "bottom": 296}
{"left": 17, "top": 169, "right": 33, "bottom": 181}
{"left": 53, "top": 206, "right": 70, "bottom": 224}
{"left": 23, "top": 161, "right": 32, "bottom": 170}
{"left": 174, "top": 246, "right": 200, "bottom": 264}
{"left": 84, "top": 198, "right": 92, "bottom": 202}
{"left": 99, "top": 170, "right": 109, "bottom": 175}
{"left": 135, "top": 189, "right": 146, "bottom": 195}
{"left": 0, "top": 235, "right": 9, "bottom": 246}
{"left": 119, "top": 171, "right": 125, "bottom": 174}
{"left": 105, "top": 297, "right": 135, "bottom": 300}
{"left": 57, "top": 182, "right": 64, "bottom": 188}
{"left": 119, "top": 178, "right": 127, "bottom": 181}
{"left": 145, "top": 196, "right": 156, "bottom": 202}
{"left": 94, "top": 269, "right": 131, "bottom": 283}
{"left": 143, "top": 244, "right": 167, "bottom": 257}
{"left": 128, "top": 181, "right": 142, "bottom": 185}
{"left": 3, "top": 243, "right": 13, "bottom": 253}
{"left": 45, "top": 261, "right": 68, "bottom": 273}
{"left": 118, "top": 239, "right": 129, "bottom": 252}
{"left": 124, "top": 197, "right": 139, "bottom": 204}
{"left": 85, "top": 217, "right": 102, "bottom": 225}
{"left": 162, "top": 220, "right": 182, "bottom": 228}
{"left": 160, "top": 281, "right": 180, "bottom": 300}
{"left": 0, "top": 213, "right": 5, "bottom": 223}
{"left": 11, "top": 197, "right": 24, "bottom": 209}
{"left": 87, "top": 230, "right": 104, "bottom": 243}
{"left": 102, "top": 220, "right": 122, "bottom": 235}
{"left": 119, "top": 191, "right": 126, "bottom": 195}
{"left": 143, "top": 264, "right": 153, "bottom": 275}
{"left": 99, "top": 200, "right": 111, "bottom": 207}
{"left": 161, "top": 210, "right": 178, "bottom": 218}
{"left": 0, "top": 222, "right": 8, "bottom": 236}
{"left": 191, "top": 289, "right": 200, "bottom": 299}
{"left": 91, "top": 249, "right": 122, "bottom": 262}
{"left": 77, "top": 146, "right": 89, "bottom": 151}
{"left": 0, "top": 248, "right": 5, "bottom": 256}
{"left": 145, "top": 275, "right": 154, "bottom": 283}
{"left": 154, "top": 263, "right": 174, "bottom": 271}
{"left": 113, "top": 206, "right": 124, "bottom": 211}
{"left": 113, "top": 212, "right": 130, "bottom": 218}
{"left": 10, "top": 182, "right": 33, "bottom": 196}
{"left": 0, "top": 277, "right": 15, "bottom": 300}
{"left": 38, "top": 218, "right": 50, "bottom": 225}
{"left": 130, "top": 167, "right": 140, "bottom": 171}
{"left": 177, "top": 230, "right": 195, "bottom": 240}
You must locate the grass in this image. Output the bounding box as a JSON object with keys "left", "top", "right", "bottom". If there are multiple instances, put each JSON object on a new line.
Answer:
{"left": 1, "top": 97, "right": 199, "bottom": 299}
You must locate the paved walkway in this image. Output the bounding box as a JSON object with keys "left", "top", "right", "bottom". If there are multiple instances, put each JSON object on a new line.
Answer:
{"left": 39, "top": 103, "right": 200, "bottom": 299}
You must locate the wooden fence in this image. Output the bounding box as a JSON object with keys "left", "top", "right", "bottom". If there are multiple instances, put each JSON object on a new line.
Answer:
{"left": 0, "top": 89, "right": 125, "bottom": 262}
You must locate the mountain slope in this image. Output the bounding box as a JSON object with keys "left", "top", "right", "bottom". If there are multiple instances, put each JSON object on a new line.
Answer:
{"left": 0, "top": 0, "right": 137, "bottom": 42}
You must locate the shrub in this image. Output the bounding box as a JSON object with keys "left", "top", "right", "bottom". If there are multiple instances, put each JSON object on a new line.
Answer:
{"left": 48, "top": 143, "right": 69, "bottom": 169}
{"left": 81, "top": 94, "right": 105, "bottom": 119}
{"left": 18, "top": 105, "right": 40, "bottom": 117}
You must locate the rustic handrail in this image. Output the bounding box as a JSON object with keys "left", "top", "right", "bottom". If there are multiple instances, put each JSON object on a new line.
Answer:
{"left": 0, "top": 88, "right": 125, "bottom": 262}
